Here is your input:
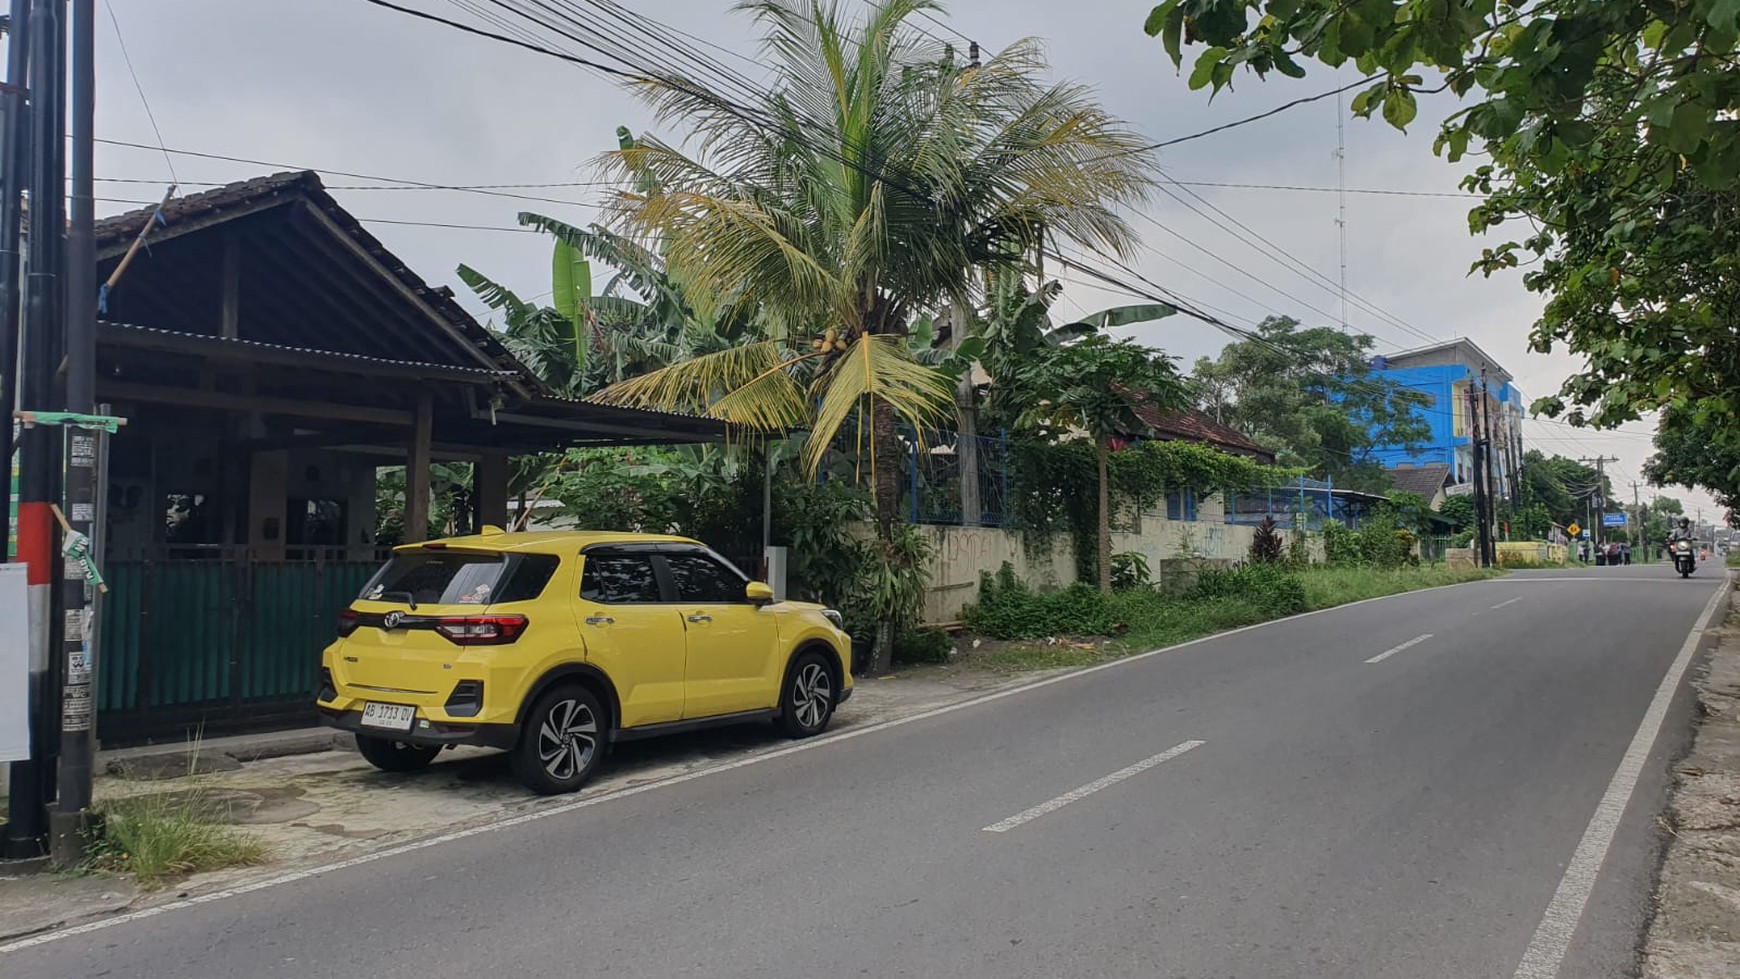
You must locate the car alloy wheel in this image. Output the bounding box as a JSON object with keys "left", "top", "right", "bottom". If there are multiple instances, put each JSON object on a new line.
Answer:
{"left": 536, "top": 696, "right": 598, "bottom": 782}
{"left": 780, "top": 652, "right": 836, "bottom": 738}
{"left": 512, "top": 683, "right": 607, "bottom": 795}
{"left": 793, "top": 663, "right": 832, "bottom": 729}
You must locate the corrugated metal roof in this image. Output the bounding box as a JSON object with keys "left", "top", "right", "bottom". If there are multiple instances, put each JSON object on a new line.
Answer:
{"left": 1386, "top": 462, "right": 1454, "bottom": 498}
{"left": 99, "top": 320, "right": 522, "bottom": 378}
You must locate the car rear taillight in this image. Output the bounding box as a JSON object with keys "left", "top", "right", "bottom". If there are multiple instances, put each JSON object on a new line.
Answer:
{"left": 337, "top": 608, "right": 360, "bottom": 637}
{"left": 434, "top": 615, "right": 528, "bottom": 646}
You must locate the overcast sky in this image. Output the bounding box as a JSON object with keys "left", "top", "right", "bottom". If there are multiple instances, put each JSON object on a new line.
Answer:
{"left": 88, "top": 0, "right": 1712, "bottom": 518}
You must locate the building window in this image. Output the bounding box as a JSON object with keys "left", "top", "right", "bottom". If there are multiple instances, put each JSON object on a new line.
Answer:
{"left": 1167, "top": 487, "right": 1196, "bottom": 522}
{"left": 287, "top": 498, "right": 347, "bottom": 548}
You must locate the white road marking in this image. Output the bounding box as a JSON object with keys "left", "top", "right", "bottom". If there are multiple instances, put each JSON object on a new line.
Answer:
{"left": 1365, "top": 633, "right": 1434, "bottom": 664}
{"left": 982, "top": 741, "right": 1205, "bottom": 833}
{"left": 1504, "top": 576, "right": 1694, "bottom": 583}
{"left": 0, "top": 575, "right": 1498, "bottom": 955}
{"left": 1511, "top": 572, "right": 1733, "bottom": 979}
{"left": 1491, "top": 597, "right": 1526, "bottom": 610}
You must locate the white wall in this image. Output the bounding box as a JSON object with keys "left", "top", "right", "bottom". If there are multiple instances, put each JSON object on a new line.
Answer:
{"left": 915, "top": 494, "right": 1321, "bottom": 623}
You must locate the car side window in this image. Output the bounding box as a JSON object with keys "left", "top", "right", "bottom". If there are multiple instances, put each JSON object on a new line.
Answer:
{"left": 663, "top": 553, "right": 746, "bottom": 604}
{"left": 580, "top": 553, "right": 661, "bottom": 604}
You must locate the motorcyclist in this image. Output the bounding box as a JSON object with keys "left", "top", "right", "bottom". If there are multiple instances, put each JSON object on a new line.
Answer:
{"left": 1670, "top": 517, "right": 1694, "bottom": 543}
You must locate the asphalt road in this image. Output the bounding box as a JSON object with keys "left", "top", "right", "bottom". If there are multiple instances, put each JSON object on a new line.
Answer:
{"left": 7, "top": 564, "right": 1728, "bottom": 979}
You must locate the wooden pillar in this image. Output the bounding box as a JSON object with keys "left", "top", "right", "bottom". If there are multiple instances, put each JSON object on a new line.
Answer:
{"left": 220, "top": 232, "right": 240, "bottom": 339}
{"left": 474, "top": 452, "right": 509, "bottom": 530}
{"left": 405, "top": 392, "right": 433, "bottom": 543}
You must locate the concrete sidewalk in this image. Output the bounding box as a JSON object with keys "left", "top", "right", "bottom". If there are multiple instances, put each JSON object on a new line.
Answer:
{"left": 1643, "top": 585, "right": 1740, "bottom": 978}
{"left": 0, "top": 664, "right": 1041, "bottom": 942}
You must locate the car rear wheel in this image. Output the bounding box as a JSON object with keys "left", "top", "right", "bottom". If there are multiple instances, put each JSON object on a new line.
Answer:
{"left": 512, "top": 684, "right": 606, "bottom": 795}
{"left": 355, "top": 734, "right": 442, "bottom": 773}
{"left": 779, "top": 652, "right": 836, "bottom": 739}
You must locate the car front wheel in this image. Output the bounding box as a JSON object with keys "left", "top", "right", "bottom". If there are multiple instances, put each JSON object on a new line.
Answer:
{"left": 512, "top": 684, "right": 606, "bottom": 795}
{"left": 779, "top": 652, "right": 836, "bottom": 739}
{"left": 355, "top": 734, "right": 442, "bottom": 773}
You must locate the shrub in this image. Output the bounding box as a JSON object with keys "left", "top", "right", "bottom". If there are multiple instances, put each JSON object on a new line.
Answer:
{"left": 1110, "top": 551, "right": 1151, "bottom": 591}
{"left": 1249, "top": 516, "right": 1285, "bottom": 564}
{"left": 1287, "top": 529, "right": 1313, "bottom": 568}
{"left": 1322, "top": 520, "right": 1361, "bottom": 565}
{"left": 1191, "top": 563, "right": 1308, "bottom": 617}
{"left": 962, "top": 563, "right": 1117, "bottom": 639}
{"left": 893, "top": 627, "right": 953, "bottom": 665}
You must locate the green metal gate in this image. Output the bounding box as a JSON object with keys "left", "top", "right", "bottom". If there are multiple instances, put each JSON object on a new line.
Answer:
{"left": 98, "top": 553, "right": 379, "bottom": 745}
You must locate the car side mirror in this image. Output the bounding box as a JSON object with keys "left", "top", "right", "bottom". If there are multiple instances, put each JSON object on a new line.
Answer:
{"left": 745, "top": 581, "right": 775, "bottom": 604}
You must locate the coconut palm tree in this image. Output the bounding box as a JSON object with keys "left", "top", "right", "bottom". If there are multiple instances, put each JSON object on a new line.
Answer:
{"left": 590, "top": 0, "right": 1158, "bottom": 544}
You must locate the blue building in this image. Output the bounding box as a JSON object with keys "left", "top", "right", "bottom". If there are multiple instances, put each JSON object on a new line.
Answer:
{"left": 1366, "top": 338, "right": 1525, "bottom": 500}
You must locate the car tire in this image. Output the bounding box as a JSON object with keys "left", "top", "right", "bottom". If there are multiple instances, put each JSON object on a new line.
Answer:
{"left": 779, "top": 651, "right": 836, "bottom": 739}
{"left": 511, "top": 684, "right": 606, "bottom": 795}
{"left": 355, "top": 734, "right": 442, "bottom": 773}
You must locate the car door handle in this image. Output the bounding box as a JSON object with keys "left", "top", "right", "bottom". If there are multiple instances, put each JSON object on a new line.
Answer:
{"left": 585, "top": 616, "right": 614, "bottom": 626}
{"left": 687, "top": 614, "right": 712, "bottom": 624}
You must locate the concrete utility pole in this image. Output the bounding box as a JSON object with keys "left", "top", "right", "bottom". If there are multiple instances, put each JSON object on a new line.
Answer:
{"left": 50, "top": 0, "right": 96, "bottom": 868}
{"left": 6, "top": 0, "right": 67, "bottom": 862}
{"left": 1578, "top": 455, "right": 1618, "bottom": 548}
{"left": 1466, "top": 383, "right": 1492, "bottom": 567}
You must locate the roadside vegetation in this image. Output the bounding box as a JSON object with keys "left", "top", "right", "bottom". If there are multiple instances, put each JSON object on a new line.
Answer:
{"left": 943, "top": 512, "right": 1499, "bottom": 673}
{"left": 83, "top": 787, "right": 267, "bottom": 889}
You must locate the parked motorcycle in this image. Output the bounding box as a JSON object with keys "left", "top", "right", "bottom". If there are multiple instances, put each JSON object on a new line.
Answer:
{"left": 1671, "top": 538, "right": 1696, "bottom": 578}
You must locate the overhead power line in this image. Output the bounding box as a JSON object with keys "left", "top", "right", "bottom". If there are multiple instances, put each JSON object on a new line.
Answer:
{"left": 1173, "top": 180, "right": 1469, "bottom": 199}
{"left": 104, "top": 0, "right": 177, "bottom": 185}
{"left": 96, "top": 137, "right": 603, "bottom": 208}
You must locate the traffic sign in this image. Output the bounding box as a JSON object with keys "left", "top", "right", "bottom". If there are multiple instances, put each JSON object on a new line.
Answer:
{"left": 1567, "top": 521, "right": 1581, "bottom": 537}
{"left": 1579, "top": 529, "right": 1591, "bottom": 540}
{"left": 1601, "top": 512, "right": 1628, "bottom": 527}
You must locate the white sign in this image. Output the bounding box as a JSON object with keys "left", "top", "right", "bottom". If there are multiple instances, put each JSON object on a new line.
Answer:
{"left": 0, "top": 563, "right": 30, "bottom": 762}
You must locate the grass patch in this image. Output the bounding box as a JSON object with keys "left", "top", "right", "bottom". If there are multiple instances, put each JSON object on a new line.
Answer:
{"left": 955, "top": 563, "right": 1501, "bottom": 673}
{"left": 85, "top": 789, "right": 268, "bottom": 889}
{"left": 1727, "top": 551, "right": 1740, "bottom": 569}
{"left": 1299, "top": 564, "right": 1503, "bottom": 611}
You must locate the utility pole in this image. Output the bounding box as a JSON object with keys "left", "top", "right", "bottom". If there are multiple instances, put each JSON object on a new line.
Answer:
{"left": 1631, "top": 482, "right": 1642, "bottom": 556}
{"left": 5, "top": 0, "right": 65, "bottom": 862}
{"left": 0, "top": 0, "right": 36, "bottom": 860}
{"left": 1466, "top": 383, "right": 1491, "bottom": 567}
{"left": 49, "top": 0, "right": 95, "bottom": 867}
{"left": 1578, "top": 455, "right": 1617, "bottom": 557}
{"left": 1479, "top": 371, "right": 1501, "bottom": 554}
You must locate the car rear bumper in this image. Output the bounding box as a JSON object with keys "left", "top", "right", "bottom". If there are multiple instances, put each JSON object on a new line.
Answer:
{"left": 317, "top": 706, "right": 519, "bottom": 750}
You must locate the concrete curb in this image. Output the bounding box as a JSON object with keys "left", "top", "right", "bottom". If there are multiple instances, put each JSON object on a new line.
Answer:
{"left": 98, "top": 728, "right": 352, "bottom": 780}
{"left": 1641, "top": 577, "right": 1740, "bottom": 978}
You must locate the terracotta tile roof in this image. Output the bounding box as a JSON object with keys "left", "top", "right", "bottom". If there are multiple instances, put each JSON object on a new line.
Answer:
{"left": 1126, "top": 397, "right": 1276, "bottom": 463}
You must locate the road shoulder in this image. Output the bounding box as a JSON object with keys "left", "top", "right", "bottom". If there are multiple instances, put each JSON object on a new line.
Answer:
{"left": 1643, "top": 582, "right": 1740, "bottom": 978}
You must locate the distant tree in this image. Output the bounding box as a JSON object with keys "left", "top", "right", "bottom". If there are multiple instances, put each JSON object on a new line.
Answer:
{"left": 1438, "top": 494, "right": 1476, "bottom": 532}
{"left": 1646, "top": 405, "right": 1739, "bottom": 524}
{"left": 1147, "top": 0, "right": 1740, "bottom": 475}
{"left": 1191, "top": 316, "right": 1430, "bottom": 492}
{"left": 1016, "top": 335, "right": 1187, "bottom": 592}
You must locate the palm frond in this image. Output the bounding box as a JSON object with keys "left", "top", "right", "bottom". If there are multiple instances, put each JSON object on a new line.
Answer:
{"left": 593, "top": 339, "right": 809, "bottom": 429}
{"left": 803, "top": 333, "right": 954, "bottom": 475}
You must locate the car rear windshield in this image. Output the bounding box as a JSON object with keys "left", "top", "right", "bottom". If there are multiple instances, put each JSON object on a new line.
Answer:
{"left": 359, "top": 551, "right": 558, "bottom": 607}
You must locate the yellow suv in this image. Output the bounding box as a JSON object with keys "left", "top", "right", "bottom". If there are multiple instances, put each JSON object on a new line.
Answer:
{"left": 316, "top": 529, "right": 852, "bottom": 794}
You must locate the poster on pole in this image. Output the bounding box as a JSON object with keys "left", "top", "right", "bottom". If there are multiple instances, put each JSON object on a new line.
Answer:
{"left": 0, "top": 562, "right": 30, "bottom": 761}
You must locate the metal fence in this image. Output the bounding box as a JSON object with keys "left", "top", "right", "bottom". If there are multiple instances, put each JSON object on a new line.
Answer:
{"left": 99, "top": 550, "right": 383, "bottom": 745}
{"left": 1225, "top": 477, "right": 1372, "bottom": 531}
{"left": 902, "top": 430, "right": 1012, "bottom": 528}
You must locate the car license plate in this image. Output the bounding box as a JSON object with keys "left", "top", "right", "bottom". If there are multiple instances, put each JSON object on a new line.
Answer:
{"left": 361, "top": 702, "right": 416, "bottom": 732}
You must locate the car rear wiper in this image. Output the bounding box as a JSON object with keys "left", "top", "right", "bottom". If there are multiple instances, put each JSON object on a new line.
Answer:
{"left": 378, "top": 590, "right": 418, "bottom": 610}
